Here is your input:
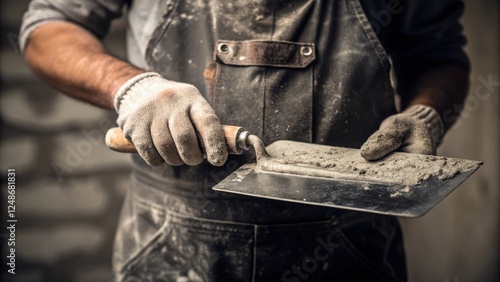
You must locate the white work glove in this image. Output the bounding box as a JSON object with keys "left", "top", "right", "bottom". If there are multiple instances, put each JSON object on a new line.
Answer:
{"left": 114, "top": 72, "right": 228, "bottom": 166}
{"left": 360, "top": 104, "right": 444, "bottom": 161}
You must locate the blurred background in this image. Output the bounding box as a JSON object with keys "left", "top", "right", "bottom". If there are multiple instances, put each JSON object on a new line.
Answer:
{"left": 0, "top": 1, "right": 498, "bottom": 281}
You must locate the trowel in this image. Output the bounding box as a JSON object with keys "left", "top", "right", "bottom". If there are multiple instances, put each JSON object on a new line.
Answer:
{"left": 106, "top": 125, "right": 482, "bottom": 217}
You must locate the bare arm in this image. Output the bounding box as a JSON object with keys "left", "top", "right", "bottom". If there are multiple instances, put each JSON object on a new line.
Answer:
{"left": 24, "top": 20, "right": 228, "bottom": 166}
{"left": 24, "top": 21, "right": 145, "bottom": 109}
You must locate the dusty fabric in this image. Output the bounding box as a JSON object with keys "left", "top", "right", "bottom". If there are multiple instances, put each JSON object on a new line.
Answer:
{"left": 360, "top": 105, "right": 444, "bottom": 161}
{"left": 113, "top": 172, "right": 407, "bottom": 282}
{"left": 19, "top": 1, "right": 470, "bottom": 78}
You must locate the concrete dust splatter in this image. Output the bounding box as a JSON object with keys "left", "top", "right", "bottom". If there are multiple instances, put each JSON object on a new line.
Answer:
{"left": 254, "top": 141, "right": 481, "bottom": 187}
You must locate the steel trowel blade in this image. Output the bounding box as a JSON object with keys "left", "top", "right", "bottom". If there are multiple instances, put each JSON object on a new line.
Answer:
{"left": 212, "top": 141, "right": 482, "bottom": 217}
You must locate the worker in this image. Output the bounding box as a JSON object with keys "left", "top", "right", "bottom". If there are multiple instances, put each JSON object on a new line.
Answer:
{"left": 20, "top": 0, "right": 469, "bottom": 281}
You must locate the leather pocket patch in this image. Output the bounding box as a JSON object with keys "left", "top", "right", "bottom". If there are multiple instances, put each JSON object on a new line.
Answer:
{"left": 215, "top": 40, "right": 315, "bottom": 68}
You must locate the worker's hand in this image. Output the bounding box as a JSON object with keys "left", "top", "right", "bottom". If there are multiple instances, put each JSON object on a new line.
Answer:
{"left": 114, "top": 72, "right": 228, "bottom": 166}
{"left": 360, "top": 105, "right": 444, "bottom": 161}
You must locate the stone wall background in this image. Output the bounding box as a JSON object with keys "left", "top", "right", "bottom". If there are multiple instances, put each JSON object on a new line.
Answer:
{"left": 1, "top": 1, "right": 130, "bottom": 281}
{"left": 0, "top": 1, "right": 498, "bottom": 282}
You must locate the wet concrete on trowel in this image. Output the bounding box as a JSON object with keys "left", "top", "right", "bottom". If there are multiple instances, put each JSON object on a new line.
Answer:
{"left": 247, "top": 139, "right": 482, "bottom": 188}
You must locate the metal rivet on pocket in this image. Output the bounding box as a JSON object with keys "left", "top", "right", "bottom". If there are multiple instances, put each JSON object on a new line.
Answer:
{"left": 300, "top": 46, "right": 313, "bottom": 56}
{"left": 217, "top": 43, "right": 230, "bottom": 54}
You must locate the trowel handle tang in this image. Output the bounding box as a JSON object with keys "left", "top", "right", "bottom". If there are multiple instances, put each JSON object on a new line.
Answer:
{"left": 105, "top": 125, "right": 250, "bottom": 155}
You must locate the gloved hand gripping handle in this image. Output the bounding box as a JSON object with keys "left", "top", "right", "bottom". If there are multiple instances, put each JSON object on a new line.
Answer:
{"left": 106, "top": 125, "right": 250, "bottom": 155}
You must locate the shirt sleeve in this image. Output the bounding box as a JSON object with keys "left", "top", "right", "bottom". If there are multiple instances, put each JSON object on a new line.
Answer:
{"left": 19, "top": 0, "right": 127, "bottom": 52}
{"left": 364, "top": 0, "right": 470, "bottom": 94}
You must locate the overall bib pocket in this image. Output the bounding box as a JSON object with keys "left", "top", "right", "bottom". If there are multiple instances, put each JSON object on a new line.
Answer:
{"left": 119, "top": 208, "right": 255, "bottom": 282}
{"left": 114, "top": 180, "right": 405, "bottom": 281}
{"left": 113, "top": 189, "right": 167, "bottom": 280}
{"left": 206, "top": 40, "right": 317, "bottom": 144}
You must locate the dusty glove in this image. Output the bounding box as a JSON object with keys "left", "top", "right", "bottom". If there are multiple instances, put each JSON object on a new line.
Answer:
{"left": 114, "top": 72, "right": 228, "bottom": 166}
{"left": 360, "top": 105, "right": 444, "bottom": 161}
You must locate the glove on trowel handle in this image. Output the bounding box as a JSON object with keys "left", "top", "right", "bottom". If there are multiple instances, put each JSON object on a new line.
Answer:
{"left": 105, "top": 125, "right": 251, "bottom": 155}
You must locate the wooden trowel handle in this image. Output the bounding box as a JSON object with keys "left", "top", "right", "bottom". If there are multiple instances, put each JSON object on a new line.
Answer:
{"left": 105, "top": 125, "right": 248, "bottom": 155}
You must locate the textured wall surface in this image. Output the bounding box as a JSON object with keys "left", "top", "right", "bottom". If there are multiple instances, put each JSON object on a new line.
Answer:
{"left": 0, "top": 1, "right": 498, "bottom": 282}
{"left": 0, "top": 1, "right": 130, "bottom": 281}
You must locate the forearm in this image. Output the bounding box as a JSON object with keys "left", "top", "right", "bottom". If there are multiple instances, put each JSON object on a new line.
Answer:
{"left": 400, "top": 64, "right": 469, "bottom": 131}
{"left": 24, "top": 21, "right": 145, "bottom": 110}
